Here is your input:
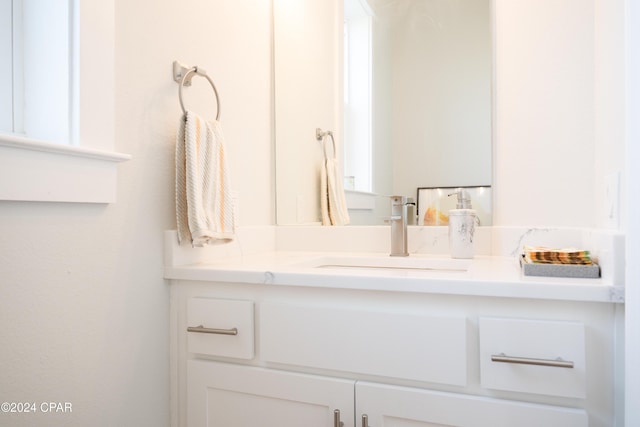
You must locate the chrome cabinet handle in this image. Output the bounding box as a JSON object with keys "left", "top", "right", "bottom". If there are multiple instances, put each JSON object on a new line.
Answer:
{"left": 334, "top": 409, "right": 344, "bottom": 427}
{"left": 186, "top": 325, "right": 238, "bottom": 336}
{"left": 362, "top": 414, "right": 369, "bottom": 427}
{"left": 491, "top": 353, "right": 574, "bottom": 368}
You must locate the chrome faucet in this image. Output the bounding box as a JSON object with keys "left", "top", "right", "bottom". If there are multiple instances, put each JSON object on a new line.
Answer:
{"left": 389, "top": 195, "right": 409, "bottom": 257}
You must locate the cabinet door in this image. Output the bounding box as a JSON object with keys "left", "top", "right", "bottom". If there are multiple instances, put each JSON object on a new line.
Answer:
{"left": 355, "top": 382, "right": 587, "bottom": 427}
{"left": 188, "top": 359, "right": 354, "bottom": 427}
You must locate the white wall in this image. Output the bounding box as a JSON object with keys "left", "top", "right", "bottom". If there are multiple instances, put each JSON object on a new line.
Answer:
{"left": 494, "top": 0, "right": 626, "bottom": 228}
{"left": 594, "top": 0, "right": 626, "bottom": 229}
{"left": 625, "top": 0, "right": 640, "bottom": 422}
{"left": 392, "top": 0, "right": 492, "bottom": 195}
{"left": 494, "top": 0, "right": 594, "bottom": 227}
{"left": 0, "top": 1, "right": 272, "bottom": 426}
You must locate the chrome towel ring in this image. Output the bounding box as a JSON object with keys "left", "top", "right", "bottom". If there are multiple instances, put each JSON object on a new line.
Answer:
{"left": 316, "top": 127, "right": 336, "bottom": 160}
{"left": 173, "top": 61, "right": 221, "bottom": 121}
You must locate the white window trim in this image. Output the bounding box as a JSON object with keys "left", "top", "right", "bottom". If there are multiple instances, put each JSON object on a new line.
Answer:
{"left": 0, "top": 0, "right": 130, "bottom": 204}
{"left": 0, "top": 134, "right": 130, "bottom": 203}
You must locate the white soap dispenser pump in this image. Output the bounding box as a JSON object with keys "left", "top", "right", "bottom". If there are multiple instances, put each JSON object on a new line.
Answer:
{"left": 448, "top": 189, "right": 477, "bottom": 259}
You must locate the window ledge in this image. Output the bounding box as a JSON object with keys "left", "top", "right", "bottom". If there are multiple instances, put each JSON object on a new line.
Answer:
{"left": 345, "top": 189, "right": 377, "bottom": 210}
{"left": 0, "top": 134, "right": 131, "bottom": 204}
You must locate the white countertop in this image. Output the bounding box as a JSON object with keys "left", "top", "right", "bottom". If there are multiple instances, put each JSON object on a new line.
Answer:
{"left": 164, "top": 250, "right": 623, "bottom": 303}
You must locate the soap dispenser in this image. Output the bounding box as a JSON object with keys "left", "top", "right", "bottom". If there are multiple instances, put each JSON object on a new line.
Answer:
{"left": 448, "top": 189, "right": 477, "bottom": 259}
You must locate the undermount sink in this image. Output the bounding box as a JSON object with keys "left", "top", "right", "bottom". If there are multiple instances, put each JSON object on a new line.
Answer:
{"left": 297, "top": 255, "right": 471, "bottom": 273}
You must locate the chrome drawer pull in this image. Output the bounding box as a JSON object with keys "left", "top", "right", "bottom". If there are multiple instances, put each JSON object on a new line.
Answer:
{"left": 187, "top": 325, "right": 238, "bottom": 336}
{"left": 362, "top": 414, "right": 369, "bottom": 427}
{"left": 491, "top": 353, "right": 574, "bottom": 368}
{"left": 334, "top": 409, "right": 344, "bottom": 427}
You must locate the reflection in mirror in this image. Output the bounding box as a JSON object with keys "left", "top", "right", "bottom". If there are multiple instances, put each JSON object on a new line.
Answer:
{"left": 275, "top": 0, "right": 492, "bottom": 225}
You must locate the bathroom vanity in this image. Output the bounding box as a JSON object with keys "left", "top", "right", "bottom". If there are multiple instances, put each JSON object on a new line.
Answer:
{"left": 165, "top": 229, "right": 624, "bottom": 427}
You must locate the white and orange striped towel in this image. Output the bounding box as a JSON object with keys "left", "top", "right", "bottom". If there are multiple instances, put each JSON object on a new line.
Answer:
{"left": 176, "top": 111, "right": 235, "bottom": 246}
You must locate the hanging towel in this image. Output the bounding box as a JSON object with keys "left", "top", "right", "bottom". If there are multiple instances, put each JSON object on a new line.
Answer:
{"left": 176, "top": 111, "right": 235, "bottom": 246}
{"left": 320, "top": 134, "right": 350, "bottom": 226}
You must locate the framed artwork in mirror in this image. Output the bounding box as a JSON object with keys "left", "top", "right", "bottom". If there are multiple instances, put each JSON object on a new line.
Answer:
{"left": 417, "top": 186, "right": 492, "bottom": 226}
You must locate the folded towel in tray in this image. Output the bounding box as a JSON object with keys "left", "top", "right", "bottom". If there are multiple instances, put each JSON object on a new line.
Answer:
{"left": 523, "top": 245, "right": 592, "bottom": 265}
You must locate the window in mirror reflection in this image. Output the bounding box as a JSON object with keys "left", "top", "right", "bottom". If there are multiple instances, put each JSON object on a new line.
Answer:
{"left": 344, "top": 0, "right": 373, "bottom": 193}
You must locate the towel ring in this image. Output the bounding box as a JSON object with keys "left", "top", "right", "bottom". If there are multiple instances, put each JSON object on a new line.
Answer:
{"left": 323, "top": 132, "right": 336, "bottom": 160}
{"left": 316, "top": 128, "right": 336, "bottom": 160}
{"left": 178, "top": 66, "right": 221, "bottom": 121}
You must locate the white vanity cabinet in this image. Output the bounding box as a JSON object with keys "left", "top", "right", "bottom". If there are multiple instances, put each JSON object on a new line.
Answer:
{"left": 169, "top": 282, "right": 619, "bottom": 427}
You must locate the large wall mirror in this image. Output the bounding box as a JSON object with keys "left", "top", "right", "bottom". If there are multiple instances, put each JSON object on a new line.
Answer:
{"left": 275, "top": 0, "right": 492, "bottom": 225}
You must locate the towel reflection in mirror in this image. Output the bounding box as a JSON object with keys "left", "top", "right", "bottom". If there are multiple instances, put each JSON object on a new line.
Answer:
{"left": 318, "top": 129, "right": 350, "bottom": 226}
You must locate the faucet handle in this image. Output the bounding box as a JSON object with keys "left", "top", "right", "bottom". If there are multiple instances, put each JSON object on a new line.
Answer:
{"left": 389, "top": 195, "right": 415, "bottom": 204}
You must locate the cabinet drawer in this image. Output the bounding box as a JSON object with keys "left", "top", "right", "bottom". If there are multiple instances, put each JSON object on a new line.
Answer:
{"left": 260, "top": 302, "right": 467, "bottom": 386}
{"left": 187, "top": 298, "right": 254, "bottom": 359}
{"left": 479, "top": 317, "right": 586, "bottom": 398}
